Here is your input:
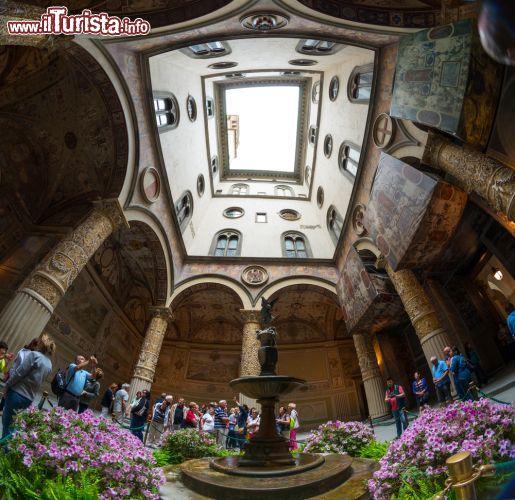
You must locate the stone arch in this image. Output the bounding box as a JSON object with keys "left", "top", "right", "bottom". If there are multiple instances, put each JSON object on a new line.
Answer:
{"left": 256, "top": 277, "right": 337, "bottom": 306}
{"left": 169, "top": 276, "right": 252, "bottom": 310}
{"left": 353, "top": 237, "right": 381, "bottom": 258}
{"left": 118, "top": 209, "right": 172, "bottom": 306}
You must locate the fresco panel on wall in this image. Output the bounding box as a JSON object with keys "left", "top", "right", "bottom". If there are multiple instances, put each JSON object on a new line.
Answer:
{"left": 364, "top": 154, "right": 467, "bottom": 271}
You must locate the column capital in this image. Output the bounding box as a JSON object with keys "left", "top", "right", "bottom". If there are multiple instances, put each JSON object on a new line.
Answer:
{"left": 240, "top": 309, "right": 261, "bottom": 324}
{"left": 148, "top": 305, "right": 174, "bottom": 322}
{"left": 93, "top": 199, "right": 129, "bottom": 230}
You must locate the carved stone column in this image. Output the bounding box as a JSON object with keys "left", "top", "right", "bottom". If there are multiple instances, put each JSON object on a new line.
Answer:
{"left": 128, "top": 307, "right": 173, "bottom": 403}
{"left": 353, "top": 332, "right": 389, "bottom": 419}
{"left": 378, "top": 257, "right": 451, "bottom": 367}
{"left": 423, "top": 132, "right": 515, "bottom": 222}
{"left": 0, "top": 1, "right": 58, "bottom": 48}
{"left": 240, "top": 310, "right": 261, "bottom": 377}
{"left": 0, "top": 200, "right": 128, "bottom": 355}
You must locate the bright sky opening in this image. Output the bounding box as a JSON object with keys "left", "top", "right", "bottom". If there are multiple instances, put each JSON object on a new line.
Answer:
{"left": 225, "top": 86, "right": 299, "bottom": 172}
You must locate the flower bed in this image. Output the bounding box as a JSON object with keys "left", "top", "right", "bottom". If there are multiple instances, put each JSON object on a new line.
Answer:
{"left": 368, "top": 399, "right": 515, "bottom": 499}
{"left": 303, "top": 420, "right": 375, "bottom": 456}
{"left": 0, "top": 407, "right": 165, "bottom": 499}
{"left": 155, "top": 428, "right": 238, "bottom": 465}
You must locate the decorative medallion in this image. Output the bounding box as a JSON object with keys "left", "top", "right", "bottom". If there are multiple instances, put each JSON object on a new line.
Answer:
{"left": 241, "top": 266, "right": 269, "bottom": 286}
{"left": 329, "top": 76, "right": 339, "bottom": 101}
{"left": 208, "top": 61, "right": 238, "bottom": 69}
{"left": 312, "top": 80, "right": 321, "bottom": 103}
{"left": 197, "top": 174, "right": 205, "bottom": 197}
{"left": 317, "top": 186, "right": 324, "bottom": 208}
{"left": 351, "top": 203, "right": 367, "bottom": 236}
{"left": 186, "top": 95, "right": 197, "bottom": 122}
{"left": 279, "top": 209, "right": 301, "bottom": 221}
{"left": 372, "top": 113, "right": 395, "bottom": 149}
{"left": 240, "top": 12, "right": 289, "bottom": 31}
{"left": 324, "top": 134, "right": 333, "bottom": 158}
{"left": 140, "top": 167, "right": 160, "bottom": 203}
{"left": 289, "top": 59, "right": 318, "bottom": 66}
{"left": 64, "top": 131, "right": 78, "bottom": 150}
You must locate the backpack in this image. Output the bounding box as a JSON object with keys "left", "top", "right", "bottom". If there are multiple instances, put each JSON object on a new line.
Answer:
{"left": 50, "top": 368, "right": 67, "bottom": 396}
{"left": 51, "top": 368, "right": 74, "bottom": 396}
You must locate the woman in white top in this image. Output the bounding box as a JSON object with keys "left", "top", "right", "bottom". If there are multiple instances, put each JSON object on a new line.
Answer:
{"left": 246, "top": 408, "right": 260, "bottom": 438}
{"left": 201, "top": 405, "right": 216, "bottom": 433}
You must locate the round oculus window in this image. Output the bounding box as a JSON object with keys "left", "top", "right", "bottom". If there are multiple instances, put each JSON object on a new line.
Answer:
{"left": 208, "top": 61, "right": 238, "bottom": 69}
{"left": 197, "top": 174, "right": 205, "bottom": 197}
{"left": 288, "top": 59, "right": 318, "bottom": 66}
{"left": 224, "top": 207, "right": 244, "bottom": 218}
{"left": 329, "top": 76, "right": 339, "bottom": 101}
{"left": 279, "top": 209, "right": 301, "bottom": 221}
{"left": 186, "top": 95, "right": 197, "bottom": 122}
{"left": 317, "top": 186, "right": 324, "bottom": 208}
{"left": 324, "top": 134, "right": 333, "bottom": 158}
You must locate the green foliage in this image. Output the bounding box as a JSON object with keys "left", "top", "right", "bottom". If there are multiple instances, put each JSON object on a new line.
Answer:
{"left": 356, "top": 440, "right": 389, "bottom": 460}
{"left": 0, "top": 452, "right": 101, "bottom": 499}
{"left": 158, "top": 429, "right": 239, "bottom": 465}
{"left": 391, "top": 467, "right": 448, "bottom": 500}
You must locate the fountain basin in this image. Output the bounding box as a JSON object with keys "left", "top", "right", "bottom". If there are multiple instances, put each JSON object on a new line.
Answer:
{"left": 230, "top": 375, "right": 306, "bottom": 399}
{"left": 210, "top": 453, "right": 325, "bottom": 477}
{"left": 181, "top": 454, "right": 353, "bottom": 500}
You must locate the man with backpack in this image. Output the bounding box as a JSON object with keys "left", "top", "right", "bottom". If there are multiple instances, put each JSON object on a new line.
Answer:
{"left": 57, "top": 354, "right": 97, "bottom": 411}
{"left": 450, "top": 346, "right": 472, "bottom": 401}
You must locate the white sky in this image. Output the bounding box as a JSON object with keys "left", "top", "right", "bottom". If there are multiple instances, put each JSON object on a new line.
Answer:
{"left": 225, "top": 86, "right": 299, "bottom": 172}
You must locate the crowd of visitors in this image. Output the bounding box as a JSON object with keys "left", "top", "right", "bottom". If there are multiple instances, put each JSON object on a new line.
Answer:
{"left": 0, "top": 332, "right": 498, "bottom": 447}
{"left": 385, "top": 344, "right": 488, "bottom": 439}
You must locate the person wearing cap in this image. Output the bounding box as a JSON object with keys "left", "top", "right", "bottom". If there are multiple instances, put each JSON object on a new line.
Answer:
{"left": 431, "top": 356, "right": 451, "bottom": 405}
{"left": 148, "top": 395, "right": 173, "bottom": 447}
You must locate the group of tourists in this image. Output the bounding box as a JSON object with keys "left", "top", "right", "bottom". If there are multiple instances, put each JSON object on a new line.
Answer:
{"left": 140, "top": 396, "right": 300, "bottom": 450}
{"left": 385, "top": 343, "right": 488, "bottom": 439}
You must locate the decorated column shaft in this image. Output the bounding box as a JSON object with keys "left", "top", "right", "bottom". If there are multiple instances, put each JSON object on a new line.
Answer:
{"left": 128, "top": 307, "right": 172, "bottom": 403}
{"left": 353, "top": 332, "right": 389, "bottom": 419}
{"left": 0, "top": 200, "right": 127, "bottom": 355}
{"left": 378, "top": 257, "right": 451, "bottom": 367}
{"left": 240, "top": 310, "right": 261, "bottom": 377}
{"left": 424, "top": 132, "right": 515, "bottom": 222}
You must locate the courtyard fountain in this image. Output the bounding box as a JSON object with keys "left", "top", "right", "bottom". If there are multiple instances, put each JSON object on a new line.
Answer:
{"left": 180, "top": 300, "right": 375, "bottom": 499}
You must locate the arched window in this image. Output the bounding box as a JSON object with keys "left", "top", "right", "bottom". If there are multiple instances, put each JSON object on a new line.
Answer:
{"left": 347, "top": 63, "right": 374, "bottom": 103}
{"left": 175, "top": 191, "right": 193, "bottom": 231}
{"left": 327, "top": 206, "right": 344, "bottom": 246}
{"left": 275, "top": 185, "right": 294, "bottom": 197}
{"left": 211, "top": 230, "right": 242, "bottom": 256}
{"left": 230, "top": 183, "right": 249, "bottom": 195}
{"left": 282, "top": 232, "right": 312, "bottom": 258}
{"left": 338, "top": 141, "right": 361, "bottom": 177}
{"left": 153, "top": 92, "right": 180, "bottom": 131}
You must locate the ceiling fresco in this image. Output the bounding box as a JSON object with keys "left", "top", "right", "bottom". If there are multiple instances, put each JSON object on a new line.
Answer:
{"left": 0, "top": 44, "right": 128, "bottom": 226}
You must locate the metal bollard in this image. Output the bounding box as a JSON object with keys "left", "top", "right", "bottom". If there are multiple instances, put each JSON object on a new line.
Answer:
{"left": 403, "top": 408, "right": 409, "bottom": 427}
{"left": 368, "top": 415, "right": 375, "bottom": 434}
{"left": 446, "top": 451, "right": 478, "bottom": 500}
{"left": 468, "top": 381, "right": 479, "bottom": 401}
{"left": 37, "top": 391, "right": 49, "bottom": 410}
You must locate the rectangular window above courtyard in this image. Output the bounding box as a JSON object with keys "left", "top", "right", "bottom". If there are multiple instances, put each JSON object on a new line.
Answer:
{"left": 213, "top": 76, "right": 311, "bottom": 183}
